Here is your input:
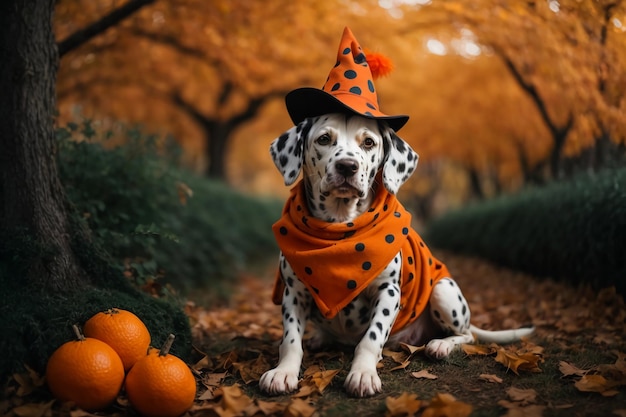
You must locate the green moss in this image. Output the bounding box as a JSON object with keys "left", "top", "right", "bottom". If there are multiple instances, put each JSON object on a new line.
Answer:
{"left": 0, "top": 279, "right": 191, "bottom": 381}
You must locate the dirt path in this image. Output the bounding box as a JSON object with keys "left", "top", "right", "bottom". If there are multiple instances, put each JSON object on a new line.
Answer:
{"left": 186, "top": 252, "right": 626, "bottom": 417}
{"left": 3, "top": 253, "right": 625, "bottom": 416}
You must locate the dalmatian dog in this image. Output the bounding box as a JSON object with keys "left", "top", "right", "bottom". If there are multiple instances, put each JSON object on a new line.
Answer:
{"left": 260, "top": 113, "right": 534, "bottom": 397}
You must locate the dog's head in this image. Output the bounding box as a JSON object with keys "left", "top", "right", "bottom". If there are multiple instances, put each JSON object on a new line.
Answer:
{"left": 270, "top": 113, "right": 418, "bottom": 197}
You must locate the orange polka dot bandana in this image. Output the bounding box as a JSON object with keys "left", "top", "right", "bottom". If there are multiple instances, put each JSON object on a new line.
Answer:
{"left": 271, "top": 180, "right": 451, "bottom": 334}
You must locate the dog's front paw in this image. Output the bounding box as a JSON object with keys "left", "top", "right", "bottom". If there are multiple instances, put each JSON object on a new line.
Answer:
{"left": 425, "top": 339, "right": 453, "bottom": 360}
{"left": 259, "top": 368, "right": 299, "bottom": 395}
{"left": 344, "top": 368, "right": 382, "bottom": 397}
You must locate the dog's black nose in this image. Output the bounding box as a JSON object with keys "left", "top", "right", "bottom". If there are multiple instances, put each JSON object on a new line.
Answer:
{"left": 335, "top": 159, "right": 359, "bottom": 177}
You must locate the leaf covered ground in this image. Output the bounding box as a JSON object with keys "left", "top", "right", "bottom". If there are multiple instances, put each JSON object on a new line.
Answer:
{"left": 3, "top": 252, "right": 626, "bottom": 417}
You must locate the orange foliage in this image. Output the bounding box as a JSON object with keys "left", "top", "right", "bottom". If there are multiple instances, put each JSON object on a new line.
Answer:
{"left": 54, "top": 0, "right": 626, "bottom": 205}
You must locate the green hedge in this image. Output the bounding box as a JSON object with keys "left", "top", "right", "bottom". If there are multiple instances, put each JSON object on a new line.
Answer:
{"left": 57, "top": 122, "right": 282, "bottom": 296}
{"left": 424, "top": 167, "right": 626, "bottom": 295}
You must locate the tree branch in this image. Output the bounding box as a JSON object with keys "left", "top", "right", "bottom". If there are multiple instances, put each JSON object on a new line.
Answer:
{"left": 126, "top": 27, "right": 209, "bottom": 59}
{"left": 57, "top": 0, "right": 155, "bottom": 57}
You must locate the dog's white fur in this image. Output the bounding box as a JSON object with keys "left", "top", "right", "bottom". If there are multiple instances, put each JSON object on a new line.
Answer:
{"left": 261, "top": 114, "right": 533, "bottom": 397}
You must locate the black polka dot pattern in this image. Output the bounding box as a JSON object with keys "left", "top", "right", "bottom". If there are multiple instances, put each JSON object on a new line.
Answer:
{"left": 315, "top": 27, "right": 390, "bottom": 121}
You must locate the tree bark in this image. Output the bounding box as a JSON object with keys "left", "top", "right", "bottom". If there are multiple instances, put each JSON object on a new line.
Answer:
{"left": 467, "top": 167, "right": 485, "bottom": 200}
{"left": 0, "top": 0, "right": 86, "bottom": 291}
{"left": 205, "top": 122, "right": 231, "bottom": 179}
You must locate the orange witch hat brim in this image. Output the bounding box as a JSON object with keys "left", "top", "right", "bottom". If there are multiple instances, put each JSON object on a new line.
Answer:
{"left": 285, "top": 27, "right": 409, "bottom": 132}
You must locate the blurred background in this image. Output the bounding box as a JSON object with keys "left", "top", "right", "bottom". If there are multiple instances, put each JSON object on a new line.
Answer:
{"left": 54, "top": 0, "right": 626, "bottom": 216}
{"left": 52, "top": 0, "right": 626, "bottom": 298}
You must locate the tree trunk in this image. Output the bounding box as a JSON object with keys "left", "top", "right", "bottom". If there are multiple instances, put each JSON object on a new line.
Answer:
{"left": 205, "top": 122, "right": 232, "bottom": 179}
{"left": 0, "top": 0, "right": 86, "bottom": 291}
{"left": 467, "top": 167, "right": 485, "bottom": 200}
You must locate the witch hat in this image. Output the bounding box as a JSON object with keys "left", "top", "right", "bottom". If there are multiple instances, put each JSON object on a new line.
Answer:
{"left": 285, "top": 27, "right": 409, "bottom": 132}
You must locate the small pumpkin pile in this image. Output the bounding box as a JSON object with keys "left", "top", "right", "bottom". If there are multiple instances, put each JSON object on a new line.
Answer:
{"left": 46, "top": 308, "right": 196, "bottom": 417}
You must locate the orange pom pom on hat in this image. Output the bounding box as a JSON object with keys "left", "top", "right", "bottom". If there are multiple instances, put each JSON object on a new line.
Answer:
{"left": 286, "top": 27, "right": 409, "bottom": 132}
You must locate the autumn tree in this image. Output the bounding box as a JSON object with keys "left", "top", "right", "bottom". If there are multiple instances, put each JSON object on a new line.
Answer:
{"left": 0, "top": 0, "right": 189, "bottom": 381}
{"left": 0, "top": 0, "right": 83, "bottom": 291}
{"left": 54, "top": 0, "right": 366, "bottom": 178}
{"left": 400, "top": 0, "right": 626, "bottom": 184}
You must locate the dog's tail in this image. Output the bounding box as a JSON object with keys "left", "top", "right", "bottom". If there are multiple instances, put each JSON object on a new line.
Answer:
{"left": 469, "top": 325, "right": 535, "bottom": 344}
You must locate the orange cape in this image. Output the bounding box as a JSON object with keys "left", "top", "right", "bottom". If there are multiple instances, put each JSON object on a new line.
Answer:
{"left": 272, "top": 180, "right": 450, "bottom": 334}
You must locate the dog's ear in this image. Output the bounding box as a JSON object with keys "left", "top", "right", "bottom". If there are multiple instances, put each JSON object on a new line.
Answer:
{"left": 269, "top": 119, "right": 312, "bottom": 186}
{"left": 381, "top": 127, "right": 419, "bottom": 194}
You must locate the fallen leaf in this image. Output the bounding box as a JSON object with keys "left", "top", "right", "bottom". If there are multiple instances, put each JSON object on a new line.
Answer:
{"left": 69, "top": 410, "right": 102, "bottom": 417}
{"left": 11, "top": 400, "right": 54, "bottom": 417}
{"left": 284, "top": 398, "right": 316, "bottom": 417}
{"left": 516, "top": 353, "right": 543, "bottom": 373}
{"left": 613, "top": 351, "right": 626, "bottom": 372}
{"left": 411, "top": 369, "right": 438, "bottom": 380}
{"left": 256, "top": 399, "right": 287, "bottom": 415}
{"left": 518, "top": 340, "right": 544, "bottom": 356}
{"left": 494, "top": 348, "right": 542, "bottom": 374}
{"left": 295, "top": 367, "right": 341, "bottom": 397}
{"left": 193, "top": 355, "right": 212, "bottom": 371}
{"left": 202, "top": 372, "right": 227, "bottom": 389}
{"left": 13, "top": 366, "right": 45, "bottom": 397}
{"left": 310, "top": 369, "right": 340, "bottom": 393}
{"left": 385, "top": 392, "right": 422, "bottom": 417}
{"left": 383, "top": 348, "right": 410, "bottom": 365}
{"left": 212, "top": 384, "right": 256, "bottom": 416}
{"left": 302, "top": 365, "right": 322, "bottom": 376}
{"left": 390, "top": 359, "right": 412, "bottom": 371}
{"left": 399, "top": 342, "right": 425, "bottom": 355}
{"left": 197, "top": 389, "right": 217, "bottom": 401}
{"left": 233, "top": 355, "right": 269, "bottom": 384}
{"left": 422, "top": 393, "right": 472, "bottom": 417}
{"left": 292, "top": 383, "right": 318, "bottom": 398}
{"left": 462, "top": 344, "right": 495, "bottom": 356}
{"left": 613, "top": 410, "right": 626, "bottom": 417}
{"left": 216, "top": 350, "right": 238, "bottom": 370}
{"left": 506, "top": 387, "right": 537, "bottom": 405}
{"left": 594, "top": 332, "right": 617, "bottom": 345}
{"left": 574, "top": 374, "right": 617, "bottom": 395}
{"left": 479, "top": 373, "right": 503, "bottom": 383}
{"left": 558, "top": 361, "right": 589, "bottom": 377}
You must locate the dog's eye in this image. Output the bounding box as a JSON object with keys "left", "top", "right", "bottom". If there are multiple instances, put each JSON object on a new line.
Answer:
{"left": 316, "top": 133, "right": 332, "bottom": 146}
{"left": 362, "top": 137, "right": 376, "bottom": 149}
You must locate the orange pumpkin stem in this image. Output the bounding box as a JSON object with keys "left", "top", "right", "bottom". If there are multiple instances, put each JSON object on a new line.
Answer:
{"left": 159, "top": 334, "right": 175, "bottom": 357}
{"left": 72, "top": 324, "right": 85, "bottom": 341}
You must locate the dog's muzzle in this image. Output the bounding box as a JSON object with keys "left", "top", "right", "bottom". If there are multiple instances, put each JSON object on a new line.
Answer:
{"left": 335, "top": 158, "right": 359, "bottom": 178}
{"left": 325, "top": 158, "right": 365, "bottom": 198}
